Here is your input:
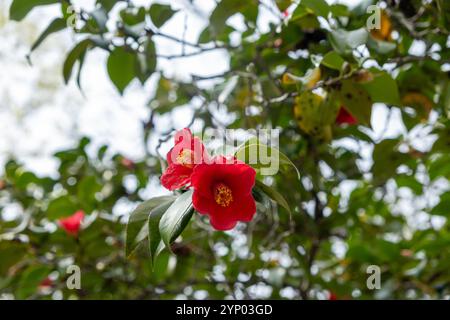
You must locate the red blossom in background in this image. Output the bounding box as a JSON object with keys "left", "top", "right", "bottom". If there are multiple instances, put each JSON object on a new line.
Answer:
{"left": 336, "top": 107, "right": 357, "bottom": 125}
{"left": 38, "top": 277, "right": 53, "bottom": 289}
{"left": 191, "top": 156, "right": 256, "bottom": 231}
{"left": 161, "top": 128, "right": 210, "bottom": 191}
{"left": 120, "top": 157, "right": 135, "bottom": 169}
{"left": 328, "top": 291, "right": 338, "bottom": 300}
{"left": 59, "top": 210, "right": 84, "bottom": 236}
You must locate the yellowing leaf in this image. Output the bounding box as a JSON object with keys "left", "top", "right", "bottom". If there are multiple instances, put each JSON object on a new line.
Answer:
{"left": 402, "top": 92, "right": 433, "bottom": 121}
{"left": 371, "top": 11, "right": 392, "bottom": 41}
{"left": 294, "top": 90, "right": 338, "bottom": 142}
{"left": 305, "top": 67, "right": 321, "bottom": 89}
{"left": 282, "top": 73, "right": 298, "bottom": 85}
{"left": 335, "top": 79, "right": 372, "bottom": 126}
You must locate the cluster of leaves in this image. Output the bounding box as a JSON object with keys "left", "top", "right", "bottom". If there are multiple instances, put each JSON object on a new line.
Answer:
{"left": 2, "top": 0, "right": 450, "bottom": 299}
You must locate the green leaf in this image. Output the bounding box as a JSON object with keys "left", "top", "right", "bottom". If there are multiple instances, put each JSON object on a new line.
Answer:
{"left": 209, "top": 0, "right": 245, "bottom": 36}
{"left": 125, "top": 196, "right": 176, "bottom": 257}
{"left": 255, "top": 180, "right": 292, "bottom": 215}
{"left": 159, "top": 190, "right": 194, "bottom": 251}
{"left": 367, "top": 36, "right": 396, "bottom": 54}
{"left": 329, "top": 28, "right": 368, "bottom": 55}
{"left": 9, "top": 0, "right": 59, "bottom": 21}
{"left": 148, "top": 201, "right": 173, "bottom": 268}
{"left": 0, "top": 242, "right": 27, "bottom": 276}
{"left": 136, "top": 39, "right": 156, "bottom": 84}
{"left": 17, "top": 266, "right": 50, "bottom": 299}
{"left": 321, "top": 51, "right": 345, "bottom": 70}
{"left": 29, "top": 17, "right": 66, "bottom": 54}
{"left": 107, "top": 46, "right": 137, "bottom": 94}
{"left": 372, "top": 138, "right": 408, "bottom": 185}
{"left": 275, "top": 0, "right": 292, "bottom": 11}
{"left": 77, "top": 176, "right": 102, "bottom": 211}
{"left": 235, "top": 140, "right": 301, "bottom": 180}
{"left": 330, "top": 4, "right": 349, "bottom": 17}
{"left": 301, "top": 0, "right": 329, "bottom": 17}
{"left": 96, "top": 0, "right": 118, "bottom": 12}
{"left": 395, "top": 174, "right": 422, "bottom": 194}
{"left": 362, "top": 70, "right": 401, "bottom": 106}
{"left": 63, "top": 39, "right": 92, "bottom": 84}
{"left": 120, "top": 7, "right": 146, "bottom": 26}
{"left": 430, "top": 192, "right": 450, "bottom": 216}
{"left": 336, "top": 79, "right": 372, "bottom": 125}
{"left": 47, "top": 196, "right": 78, "bottom": 220}
{"left": 149, "top": 3, "right": 176, "bottom": 28}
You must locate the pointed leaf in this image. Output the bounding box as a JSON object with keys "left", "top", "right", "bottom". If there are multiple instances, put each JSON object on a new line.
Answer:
{"left": 125, "top": 196, "right": 176, "bottom": 257}
{"left": 63, "top": 39, "right": 92, "bottom": 84}
{"left": 147, "top": 201, "right": 173, "bottom": 268}
{"left": 255, "top": 180, "right": 292, "bottom": 215}
{"left": 159, "top": 190, "right": 194, "bottom": 251}
{"left": 149, "top": 3, "right": 176, "bottom": 28}
{"left": 30, "top": 17, "right": 66, "bottom": 54}
{"left": 235, "top": 141, "right": 301, "bottom": 180}
{"left": 107, "top": 46, "right": 137, "bottom": 94}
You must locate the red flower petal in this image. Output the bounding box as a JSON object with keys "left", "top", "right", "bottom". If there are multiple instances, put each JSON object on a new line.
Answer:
{"left": 161, "top": 164, "right": 192, "bottom": 190}
{"left": 233, "top": 194, "right": 257, "bottom": 222}
{"left": 191, "top": 157, "right": 257, "bottom": 231}
{"left": 336, "top": 107, "right": 357, "bottom": 125}
{"left": 39, "top": 277, "right": 53, "bottom": 288}
{"left": 161, "top": 128, "right": 210, "bottom": 191}
{"left": 167, "top": 130, "right": 209, "bottom": 167}
{"left": 59, "top": 210, "right": 84, "bottom": 236}
{"left": 209, "top": 213, "right": 239, "bottom": 231}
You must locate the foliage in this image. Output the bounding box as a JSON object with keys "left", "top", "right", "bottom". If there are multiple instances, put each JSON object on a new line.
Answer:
{"left": 1, "top": 0, "right": 450, "bottom": 299}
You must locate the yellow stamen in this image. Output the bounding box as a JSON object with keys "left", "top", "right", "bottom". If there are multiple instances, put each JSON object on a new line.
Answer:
{"left": 214, "top": 183, "right": 233, "bottom": 207}
{"left": 176, "top": 149, "right": 194, "bottom": 168}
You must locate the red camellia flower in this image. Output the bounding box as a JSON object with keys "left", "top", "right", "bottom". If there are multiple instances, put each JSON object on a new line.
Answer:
{"left": 161, "top": 128, "right": 209, "bottom": 190}
{"left": 336, "top": 106, "right": 357, "bottom": 125}
{"left": 190, "top": 156, "right": 256, "bottom": 231}
{"left": 59, "top": 210, "right": 84, "bottom": 236}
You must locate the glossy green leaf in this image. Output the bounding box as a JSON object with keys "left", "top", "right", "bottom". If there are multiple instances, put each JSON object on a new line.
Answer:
{"left": 148, "top": 201, "right": 173, "bottom": 268}
{"left": 235, "top": 141, "right": 301, "bottom": 180}
{"left": 125, "top": 196, "right": 176, "bottom": 257}
{"left": 159, "top": 190, "right": 194, "bottom": 251}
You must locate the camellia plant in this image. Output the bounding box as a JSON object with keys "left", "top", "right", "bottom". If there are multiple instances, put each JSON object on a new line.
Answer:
{"left": 127, "top": 128, "right": 298, "bottom": 266}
